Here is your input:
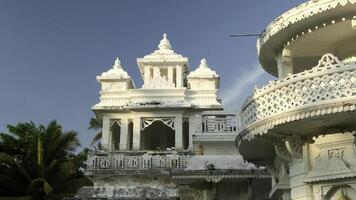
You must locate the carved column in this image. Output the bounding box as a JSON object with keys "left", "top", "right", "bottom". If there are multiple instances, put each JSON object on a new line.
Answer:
{"left": 144, "top": 66, "right": 151, "bottom": 87}
{"left": 119, "top": 118, "right": 129, "bottom": 150}
{"left": 101, "top": 116, "right": 112, "bottom": 151}
{"left": 175, "top": 115, "right": 183, "bottom": 150}
{"left": 168, "top": 67, "right": 174, "bottom": 85}
{"left": 188, "top": 115, "right": 196, "bottom": 150}
{"left": 276, "top": 48, "right": 293, "bottom": 79}
{"left": 176, "top": 65, "right": 182, "bottom": 87}
{"left": 132, "top": 117, "right": 141, "bottom": 150}
{"left": 153, "top": 67, "right": 160, "bottom": 78}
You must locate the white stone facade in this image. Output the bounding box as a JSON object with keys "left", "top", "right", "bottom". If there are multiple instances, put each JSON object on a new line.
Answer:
{"left": 78, "top": 34, "right": 270, "bottom": 200}
{"left": 237, "top": 1, "right": 356, "bottom": 200}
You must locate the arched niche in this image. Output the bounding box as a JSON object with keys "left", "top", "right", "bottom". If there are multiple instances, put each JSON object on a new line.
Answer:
{"left": 140, "top": 120, "right": 175, "bottom": 151}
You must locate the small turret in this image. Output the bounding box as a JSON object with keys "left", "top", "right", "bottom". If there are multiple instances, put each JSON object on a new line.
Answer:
{"left": 97, "top": 57, "right": 134, "bottom": 91}
{"left": 188, "top": 58, "right": 220, "bottom": 90}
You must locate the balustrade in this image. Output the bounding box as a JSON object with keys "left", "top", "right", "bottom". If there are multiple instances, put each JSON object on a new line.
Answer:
{"left": 240, "top": 54, "right": 356, "bottom": 130}
{"left": 87, "top": 152, "right": 192, "bottom": 171}
{"left": 201, "top": 114, "right": 237, "bottom": 133}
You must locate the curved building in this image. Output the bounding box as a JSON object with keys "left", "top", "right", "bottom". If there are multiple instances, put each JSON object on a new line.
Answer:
{"left": 237, "top": 1, "right": 356, "bottom": 199}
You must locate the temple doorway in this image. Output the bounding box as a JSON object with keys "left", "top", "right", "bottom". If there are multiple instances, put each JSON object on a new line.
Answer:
{"left": 141, "top": 120, "right": 175, "bottom": 150}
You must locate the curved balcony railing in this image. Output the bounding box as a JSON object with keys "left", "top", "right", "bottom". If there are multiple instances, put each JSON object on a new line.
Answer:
{"left": 240, "top": 54, "right": 356, "bottom": 135}
{"left": 258, "top": 0, "right": 356, "bottom": 52}
{"left": 86, "top": 151, "right": 192, "bottom": 172}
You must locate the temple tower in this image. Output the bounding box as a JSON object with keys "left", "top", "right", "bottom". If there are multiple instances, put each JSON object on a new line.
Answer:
{"left": 74, "top": 34, "right": 271, "bottom": 200}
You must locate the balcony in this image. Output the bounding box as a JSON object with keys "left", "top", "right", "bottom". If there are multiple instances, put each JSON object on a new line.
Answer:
{"left": 258, "top": 0, "right": 356, "bottom": 74}
{"left": 239, "top": 54, "right": 356, "bottom": 140}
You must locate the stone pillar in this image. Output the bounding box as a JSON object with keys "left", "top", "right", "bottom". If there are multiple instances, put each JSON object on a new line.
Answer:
{"left": 175, "top": 115, "right": 183, "bottom": 150}
{"left": 144, "top": 66, "right": 151, "bottom": 87}
{"left": 276, "top": 49, "right": 293, "bottom": 79}
{"left": 188, "top": 115, "right": 196, "bottom": 150}
{"left": 119, "top": 118, "right": 129, "bottom": 150}
{"left": 168, "top": 67, "right": 174, "bottom": 85}
{"left": 176, "top": 65, "right": 182, "bottom": 87}
{"left": 101, "top": 116, "right": 111, "bottom": 151}
{"left": 289, "top": 144, "right": 313, "bottom": 200}
{"left": 153, "top": 67, "right": 160, "bottom": 78}
{"left": 132, "top": 117, "right": 141, "bottom": 150}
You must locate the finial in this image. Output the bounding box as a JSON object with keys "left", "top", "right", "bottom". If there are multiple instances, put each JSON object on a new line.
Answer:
{"left": 158, "top": 33, "right": 172, "bottom": 50}
{"left": 113, "top": 57, "right": 122, "bottom": 69}
{"left": 199, "top": 58, "right": 209, "bottom": 68}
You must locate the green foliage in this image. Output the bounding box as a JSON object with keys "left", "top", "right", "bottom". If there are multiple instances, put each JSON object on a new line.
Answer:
{"left": 88, "top": 117, "right": 102, "bottom": 147}
{"left": 0, "top": 121, "right": 92, "bottom": 199}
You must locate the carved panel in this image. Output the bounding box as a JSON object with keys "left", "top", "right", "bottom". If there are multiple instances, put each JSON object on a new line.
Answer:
{"left": 328, "top": 148, "right": 345, "bottom": 160}
{"left": 144, "top": 71, "right": 175, "bottom": 89}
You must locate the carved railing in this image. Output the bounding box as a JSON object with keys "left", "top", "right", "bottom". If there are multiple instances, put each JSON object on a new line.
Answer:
{"left": 240, "top": 54, "right": 356, "bottom": 131}
{"left": 201, "top": 114, "right": 237, "bottom": 133}
{"left": 87, "top": 151, "right": 192, "bottom": 171}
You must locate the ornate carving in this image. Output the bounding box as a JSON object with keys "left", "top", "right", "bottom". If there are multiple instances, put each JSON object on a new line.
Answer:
{"left": 144, "top": 71, "right": 175, "bottom": 89}
{"left": 328, "top": 148, "right": 345, "bottom": 160}
{"left": 314, "top": 54, "right": 341, "bottom": 68}
{"left": 110, "top": 119, "right": 121, "bottom": 127}
{"left": 141, "top": 118, "right": 174, "bottom": 131}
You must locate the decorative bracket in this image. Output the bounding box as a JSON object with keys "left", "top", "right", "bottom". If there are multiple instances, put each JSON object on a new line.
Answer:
{"left": 141, "top": 118, "right": 175, "bottom": 131}
{"left": 285, "top": 138, "right": 303, "bottom": 160}
{"left": 274, "top": 142, "right": 292, "bottom": 162}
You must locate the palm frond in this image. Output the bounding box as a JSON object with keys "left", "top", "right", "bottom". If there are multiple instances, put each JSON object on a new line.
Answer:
{"left": 27, "top": 178, "right": 54, "bottom": 196}
{"left": 88, "top": 117, "right": 102, "bottom": 130}
{"left": 0, "top": 152, "right": 31, "bottom": 182}
{"left": 90, "top": 131, "right": 102, "bottom": 146}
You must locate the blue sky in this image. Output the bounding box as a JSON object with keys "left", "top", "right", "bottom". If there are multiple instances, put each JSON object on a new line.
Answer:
{"left": 0, "top": 0, "right": 305, "bottom": 149}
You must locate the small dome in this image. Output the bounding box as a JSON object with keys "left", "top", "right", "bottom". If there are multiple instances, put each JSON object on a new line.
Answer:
{"left": 100, "top": 57, "right": 130, "bottom": 79}
{"left": 188, "top": 58, "right": 218, "bottom": 78}
{"left": 158, "top": 33, "right": 172, "bottom": 50}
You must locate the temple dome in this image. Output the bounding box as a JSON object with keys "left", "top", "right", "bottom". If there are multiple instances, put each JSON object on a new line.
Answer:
{"left": 100, "top": 57, "right": 131, "bottom": 79}
{"left": 140, "top": 33, "right": 186, "bottom": 60}
{"left": 188, "top": 59, "right": 218, "bottom": 78}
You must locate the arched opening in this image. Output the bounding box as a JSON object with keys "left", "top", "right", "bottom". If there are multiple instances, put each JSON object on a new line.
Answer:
{"left": 183, "top": 120, "right": 189, "bottom": 150}
{"left": 128, "top": 121, "right": 133, "bottom": 150}
{"left": 111, "top": 121, "right": 121, "bottom": 150}
{"left": 141, "top": 120, "right": 175, "bottom": 150}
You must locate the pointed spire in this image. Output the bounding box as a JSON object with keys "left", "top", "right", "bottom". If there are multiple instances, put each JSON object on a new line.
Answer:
{"left": 158, "top": 33, "right": 172, "bottom": 50}
{"left": 113, "top": 57, "right": 122, "bottom": 69}
{"left": 199, "top": 58, "right": 209, "bottom": 68}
